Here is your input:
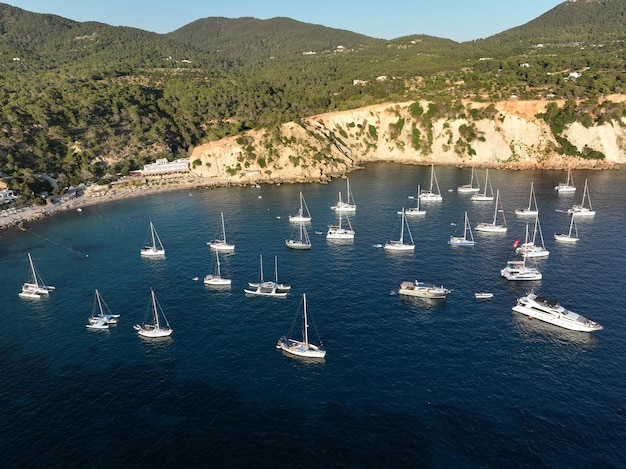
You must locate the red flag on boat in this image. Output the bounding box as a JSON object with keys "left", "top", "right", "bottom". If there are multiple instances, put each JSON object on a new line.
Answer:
{"left": 512, "top": 239, "right": 520, "bottom": 249}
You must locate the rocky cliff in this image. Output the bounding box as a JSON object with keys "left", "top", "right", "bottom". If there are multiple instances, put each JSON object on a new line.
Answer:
{"left": 189, "top": 98, "right": 625, "bottom": 185}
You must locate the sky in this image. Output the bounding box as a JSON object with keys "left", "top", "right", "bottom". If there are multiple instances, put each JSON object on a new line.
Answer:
{"left": 5, "top": 1, "right": 565, "bottom": 42}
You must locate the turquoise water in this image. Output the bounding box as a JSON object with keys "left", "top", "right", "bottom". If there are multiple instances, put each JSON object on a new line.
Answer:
{"left": 1, "top": 163, "right": 624, "bottom": 467}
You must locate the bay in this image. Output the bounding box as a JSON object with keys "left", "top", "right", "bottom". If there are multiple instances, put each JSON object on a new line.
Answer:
{"left": 0, "top": 163, "right": 624, "bottom": 467}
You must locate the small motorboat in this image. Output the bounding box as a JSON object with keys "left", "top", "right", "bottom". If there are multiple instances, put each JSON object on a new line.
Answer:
{"left": 475, "top": 291, "right": 494, "bottom": 299}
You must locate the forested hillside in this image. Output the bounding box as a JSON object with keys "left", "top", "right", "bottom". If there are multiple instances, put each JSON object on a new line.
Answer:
{"left": 0, "top": 0, "right": 625, "bottom": 204}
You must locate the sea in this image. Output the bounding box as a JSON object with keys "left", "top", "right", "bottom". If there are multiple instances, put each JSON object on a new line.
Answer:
{"left": 1, "top": 163, "right": 624, "bottom": 468}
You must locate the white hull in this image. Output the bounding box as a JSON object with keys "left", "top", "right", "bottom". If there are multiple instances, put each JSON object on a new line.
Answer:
{"left": 327, "top": 229, "right": 354, "bottom": 240}
{"left": 419, "top": 192, "right": 442, "bottom": 202}
{"left": 403, "top": 207, "right": 426, "bottom": 216}
{"left": 277, "top": 339, "right": 326, "bottom": 358}
{"left": 512, "top": 294, "right": 603, "bottom": 332}
{"left": 244, "top": 288, "right": 288, "bottom": 298}
{"left": 458, "top": 185, "right": 480, "bottom": 193}
{"left": 516, "top": 244, "right": 550, "bottom": 258}
{"left": 286, "top": 239, "right": 311, "bottom": 249}
{"left": 134, "top": 325, "right": 173, "bottom": 338}
{"left": 204, "top": 276, "right": 232, "bottom": 286}
{"left": 554, "top": 234, "right": 579, "bottom": 243}
{"left": 86, "top": 319, "right": 109, "bottom": 330}
{"left": 384, "top": 242, "right": 414, "bottom": 251}
{"left": 208, "top": 241, "right": 235, "bottom": 251}
{"left": 330, "top": 203, "right": 356, "bottom": 212}
{"left": 140, "top": 248, "right": 165, "bottom": 257}
{"left": 471, "top": 195, "right": 493, "bottom": 202}
{"left": 515, "top": 209, "right": 538, "bottom": 216}
{"left": 568, "top": 207, "right": 595, "bottom": 217}
{"left": 555, "top": 185, "right": 576, "bottom": 193}
{"left": 501, "top": 268, "right": 542, "bottom": 281}
{"left": 19, "top": 289, "right": 42, "bottom": 299}
{"left": 475, "top": 292, "right": 493, "bottom": 299}
{"left": 448, "top": 237, "right": 475, "bottom": 246}
{"left": 288, "top": 215, "right": 311, "bottom": 223}
{"left": 475, "top": 223, "right": 507, "bottom": 233}
{"left": 398, "top": 281, "right": 451, "bottom": 299}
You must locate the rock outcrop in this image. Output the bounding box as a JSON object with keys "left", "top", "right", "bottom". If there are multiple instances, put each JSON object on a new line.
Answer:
{"left": 189, "top": 98, "right": 625, "bottom": 185}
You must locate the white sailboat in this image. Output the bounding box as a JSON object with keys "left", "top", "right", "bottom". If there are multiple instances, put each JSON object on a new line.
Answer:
{"left": 501, "top": 225, "right": 542, "bottom": 281}
{"left": 402, "top": 184, "right": 426, "bottom": 216}
{"left": 204, "top": 250, "right": 231, "bottom": 287}
{"left": 289, "top": 191, "right": 312, "bottom": 223}
{"left": 568, "top": 178, "right": 595, "bottom": 217}
{"left": 554, "top": 213, "right": 579, "bottom": 243}
{"left": 208, "top": 212, "right": 235, "bottom": 251}
{"left": 19, "top": 253, "right": 55, "bottom": 299}
{"left": 276, "top": 293, "right": 326, "bottom": 359}
{"left": 330, "top": 178, "right": 356, "bottom": 212}
{"left": 140, "top": 221, "right": 165, "bottom": 257}
{"left": 286, "top": 221, "right": 311, "bottom": 249}
{"left": 326, "top": 210, "right": 355, "bottom": 240}
{"left": 86, "top": 289, "right": 120, "bottom": 329}
{"left": 515, "top": 214, "right": 550, "bottom": 258}
{"left": 419, "top": 165, "right": 442, "bottom": 202}
{"left": 384, "top": 208, "right": 415, "bottom": 251}
{"left": 244, "top": 255, "right": 288, "bottom": 298}
{"left": 448, "top": 212, "right": 475, "bottom": 246}
{"left": 457, "top": 166, "right": 480, "bottom": 193}
{"left": 555, "top": 164, "right": 576, "bottom": 192}
{"left": 515, "top": 181, "right": 539, "bottom": 216}
{"left": 475, "top": 189, "right": 507, "bottom": 233}
{"left": 470, "top": 169, "right": 494, "bottom": 202}
{"left": 133, "top": 289, "right": 173, "bottom": 338}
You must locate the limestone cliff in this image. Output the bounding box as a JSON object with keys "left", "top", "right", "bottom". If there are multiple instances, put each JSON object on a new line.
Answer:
{"left": 189, "top": 98, "right": 625, "bottom": 185}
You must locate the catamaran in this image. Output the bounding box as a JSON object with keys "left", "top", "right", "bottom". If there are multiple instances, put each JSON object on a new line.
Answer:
{"left": 568, "top": 178, "right": 595, "bottom": 217}
{"left": 208, "top": 212, "right": 235, "bottom": 251}
{"left": 289, "top": 191, "right": 312, "bottom": 223}
{"left": 475, "top": 189, "right": 507, "bottom": 233}
{"left": 419, "top": 164, "right": 442, "bottom": 202}
{"left": 276, "top": 293, "right": 326, "bottom": 359}
{"left": 457, "top": 166, "right": 480, "bottom": 193}
{"left": 330, "top": 178, "right": 356, "bottom": 212}
{"left": 244, "top": 255, "right": 289, "bottom": 298}
{"left": 19, "top": 253, "right": 55, "bottom": 299}
{"left": 86, "top": 289, "right": 120, "bottom": 329}
{"left": 326, "top": 210, "right": 355, "bottom": 241}
{"left": 140, "top": 221, "right": 165, "bottom": 257}
{"left": 384, "top": 208, "right": 415, "bottom": 251}
{"left": 515, "top": 181, "right": 539, "bottom": 216}
{"left": 471, "top": 168, "right": 494, "bottom": 202}
{"left": 133, "top": 289, "right": 173, "bottom": 338}
{"left": 448, "top": 212, "right": 475, "bottom": 246}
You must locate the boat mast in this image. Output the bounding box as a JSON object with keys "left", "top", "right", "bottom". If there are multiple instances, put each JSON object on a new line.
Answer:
{"left": 303, "top": 293, "right": 309, "bottom": 347}
{"left": 220, "top": 212, "right": 227, "bottom": 243}
{"left": 96, "top": 289, "right": 104, "bottom": 316}
{"left": 27, "top": 253, "right": 38, "bottom": 285}
{"left": 150, "top": 222, "right": 156, "bottom": 249}
{"left": 399, "top": 208, "right": 405, "bottom": 244}
{"left": 151, "top": 289, "right": 160, "bottom": 329}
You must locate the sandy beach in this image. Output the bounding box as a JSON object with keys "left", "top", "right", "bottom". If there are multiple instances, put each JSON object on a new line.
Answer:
{"left": 0, "top": 176, "right": 236, "bottom": 232}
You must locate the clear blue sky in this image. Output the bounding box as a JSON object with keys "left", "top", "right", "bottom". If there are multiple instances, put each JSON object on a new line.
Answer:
{"left": 5, "top": 1, "right": 564, "bottom": 42}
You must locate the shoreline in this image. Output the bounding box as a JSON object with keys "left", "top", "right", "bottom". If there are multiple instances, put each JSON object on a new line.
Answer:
{"left": 1, "top": 161, "right": 620, "bottom": 232}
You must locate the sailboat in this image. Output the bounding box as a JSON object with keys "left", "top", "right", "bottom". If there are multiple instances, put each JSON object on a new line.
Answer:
{"left": 457, "top": 166, "right": 480, "bottom": 193}
{"left": 133, "top": 289, "right": 173, "bottom": 338}
{"left": 475, "top": 189, "right": 507, "bottom": 233}
{"left": 326, "top": 210, "right": 355, "bottom": 240}
{"left": 568, "top": 178, "right": 595, "bottom": 217}
{"left": 554, "top": 213, "right": 579, "bottom": 243}
{"left": 515, "top": 181, "right": 539, "bottom": 216}
{"left": 286, "top": 221, "right": 311, "bottom": 249}
{"left": 276, "top": 293, "right": 326, "bottom": 359}
{"left": 289, "top": 191, "right": 312, "bottom": 223}
{"left": 384, "top": 208, "right": 415, "bottom": 251}
{"left": 330, "top": 178, "right": 356, "bottom": 212}
{"left": 501, "top": 224, "right": 542, "bottom": 280}
{"left": 470, "top": 169, "right": 494, "bottom": 202}
{"left": 19, "top": 253, "right": 55, "bottom": 299}
{"left": 402, "top": 184, "right": 426, "bottom": 216}
{"left": 244, "top": 255, "right": 288, "bottom": 297}
{"left": 555, "top": 164, "right": 576, "bottom": 192}
{"left": 140, "top": 221, "right": 165, "bottom": 257}
{"left": 204, "top": 250, "right": 231, "bottom": 287}
{"left": 515, "top": 213, "right": 550, "bottom": 258}
{"left": 208, "top": 212, "right": 235, "bottom": 251}
{"left": 86, "top": 289, "right": 120, "bottom": 329}
{"left": 448, "top": 212, "right": 475, "bottom": 246}
{"left": 419, "top": 164, "right": 442, "bottom": 202}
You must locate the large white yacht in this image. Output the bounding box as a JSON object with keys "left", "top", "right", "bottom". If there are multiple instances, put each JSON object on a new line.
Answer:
{"left": 512, "top": 293, "right": 603, "bottom": 332}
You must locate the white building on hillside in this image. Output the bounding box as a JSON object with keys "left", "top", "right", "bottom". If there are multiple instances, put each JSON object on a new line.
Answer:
{"left": 142, "top": 158, "right": 190, "bottom": 174}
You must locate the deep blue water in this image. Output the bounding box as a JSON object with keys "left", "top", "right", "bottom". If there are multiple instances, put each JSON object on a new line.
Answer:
{"left": 1, "top": 163, "right": 625, "bottom": 468}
